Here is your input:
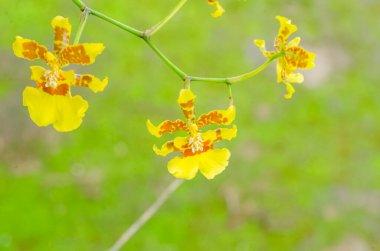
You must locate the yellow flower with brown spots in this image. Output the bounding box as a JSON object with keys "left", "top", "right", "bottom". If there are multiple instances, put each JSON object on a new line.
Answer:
{"left": 147, "top": 89, "right": 237, "bottom": 180}
{"left": 13, "top": 16, "right": 108, "bottom": 132}
{"left": 254, "top": 16, "right": 316, "bottom": 99}
{"left": 208, "top": 0, "right": 225, "bottom": 18}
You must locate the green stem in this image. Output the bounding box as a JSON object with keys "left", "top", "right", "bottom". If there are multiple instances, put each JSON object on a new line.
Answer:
{"left": 72, "top": 0, "right": 86, "bottom": 10}
{"left": 70, "top": 1, "right": 281, "bottom": 85}
{"left": 190, "top": 53, "right": 283, "bottom": 84}
{"left": 73, "top": 7, "right": 90, "bottom": 45}
{"left": 90, "top": 9, "right": 144, "bottom": 38}
{"left": 145, "top": 0, "right": 188, "bottom": 37}
{"left": 144, "top": 39, "right": 187, "bottom": 79}
{"left": 72, "top": 1, "right": 185, "bottom": 78}
{"left": 227, "top": 83, "right": 233, "bottom": 99}
{"left": 71, "top": 0, "right": 144, "bottom": 37}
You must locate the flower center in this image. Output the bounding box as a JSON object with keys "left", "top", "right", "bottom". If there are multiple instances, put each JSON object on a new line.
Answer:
{"left": 189, "top": 133, "right": 204, "bottom": 153}
{"left": 188, "top": 124, "right": 204, "bottom": 153}
{"left": 44, "top": 70, "right": 60, "bottom": 88}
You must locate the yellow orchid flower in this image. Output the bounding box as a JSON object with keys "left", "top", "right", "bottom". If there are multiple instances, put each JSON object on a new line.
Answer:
{"left": 13, "top": 16, "right": 108, "bottom": 132}
{"left": 254, "top": 16, "right": 316, "bottom": 99}
{"left": 147, "top": 89, "right": 237, "bottom": 180}
{"left": 208, "top": 0, "right": 225, "bottom": 18}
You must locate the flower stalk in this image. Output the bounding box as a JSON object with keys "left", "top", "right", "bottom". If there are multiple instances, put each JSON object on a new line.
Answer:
{"left": 108, "top": 179, "right": 184, "bottom": 251}
{"left": 73, "top": 7, "right": 90, "bottom": 45}
{"left": 71, "top": 0, "right": 279, "bottom": 85}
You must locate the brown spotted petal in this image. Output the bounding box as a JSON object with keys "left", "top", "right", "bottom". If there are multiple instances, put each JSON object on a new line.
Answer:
{"left": 285, "top": 46, "right": 316, "bottom": 70}
{"left": 197, "top": 105, "right": 235, "bottom": 128}
{"left": 51, "top": 16, "right": 72, "bottom": 55}
{"left": 177, "top": 89, "right": 196, "bottom": 121}
{"left": 75, "top": 74, "right": 108, "bottom": 93}
{"left": 13, "top": 36, "right": 50, "bottom": 62}
{"left": 147, "top": 119, "right": 188, "bottom": 138}
{"left": 58, "top": 43, "right": 105, "bottom": 66}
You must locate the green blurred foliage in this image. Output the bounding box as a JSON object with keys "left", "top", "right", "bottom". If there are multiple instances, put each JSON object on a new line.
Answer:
{"left": 1, "top": 0, "right": 380, "bottom": 250}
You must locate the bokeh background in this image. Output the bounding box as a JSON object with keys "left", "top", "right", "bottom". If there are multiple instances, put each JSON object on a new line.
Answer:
{"left": 1, "top": 0, "right": 380, "bottom": 250}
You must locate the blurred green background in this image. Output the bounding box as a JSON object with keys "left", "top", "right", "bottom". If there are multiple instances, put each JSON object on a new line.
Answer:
{"left": 1, "top": 0, "right": 380, "bottom": 250}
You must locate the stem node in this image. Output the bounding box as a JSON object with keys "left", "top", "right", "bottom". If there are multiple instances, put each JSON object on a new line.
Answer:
{"left": 142, "top": 30, "right": 152, "bottom": 42}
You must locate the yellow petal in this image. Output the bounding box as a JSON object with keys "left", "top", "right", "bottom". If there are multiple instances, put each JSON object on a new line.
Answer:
{"left": 153, "top": 141, "right": 176, "bottom": 156}
{"left": 23, "top": 87, "right": 57, "bottom": 127}
{"left": 276, "top": 58, "right": 286, "bottom": 83}
{"left": 287, "top": 73, "right": 304, "bottom": 83}
{"left": 215, "top": 125, "right": 237, "bottom": 141}
{"left": 275, "top": 16, "right": 297, "bottom": 47}
{"left": 167, "top": 155, "right": 200, "bottom": 180}
{"left": 287, "top": 37, "right": 301, "bottom": 48}
{"left": 283, "top": 82, "right": 295, "bottom": 99}
{"left": 53, "top": 94, "right": 89, "bottom": 132}
{"left": 59, "top": 70, "right": 76, "bottom": 86}
{"left": 254, "top": 39, "right": 275, "bottom": 58}
{"left": 51, "top": 16, "right": 72, "bottom": 55}
{"left": 146, "top": 119, "right": 187, "bottom": 138}
{"left": 200, "top": 130, "right": 217, "bottom": 146}
{"left": 200, "top": 126, "right": 237, "bottom": 148}
{"left": 24, "top": 87, "right": 88, "bottom": 131}
{"left": 177, "top": 89, "right": 196, "bottom": 121}
{"left": 173, "top": 136, "right": 190, "bottom": 151}
{"left": 13, "top": 36, "right": 49, "bottom": 62}
{"left": 30, "top": 66, "right": 46, "bottom": 83}
{"left": 285, "top": 47, "right": 316, "bottom": 70}
{"left": 198, "top": 148, "right": 231, "bottom": 179}
{"left": 75, "top": 74, "right": 108, "bottom": 93}
{"left": 59, "top": 43, "right": 105, "bottom": 66}
{"left": 208, "top": 0, "right": 225, "bottom": 18}
{"left": 197, "top": 105, "right": 236, "bottom": 128}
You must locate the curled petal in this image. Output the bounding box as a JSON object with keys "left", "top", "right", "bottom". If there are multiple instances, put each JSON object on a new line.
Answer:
{"left": 276, "top": 16, "right": 297, "bottom": 46}
{"left": 153, "top": 141, "right": 176, "bottom": 156}
{"left": 208, "top": 0, "right": 225, "bottom": 18}
{"left": 168, "top": 155, "right": 199, "bottom": 180}
{"left": 146, "top": 119, "right": 188, "bottom": 138}
{"left": 153, "top": 136, "right": 192, "bottom": 156}
{"left": 287, "top": 73, "right": 304, "bottom": 84}
{"left": 197, "top": 105, "right": 235, "bottom": 128}
{"left": 75, "top": 74, "right": 108, "bottom": 93}
{"left": 51, "top": 16, "right": 71, "bottom": 55}
{"left": 199, "top": 148, "right": 230, "bottom": 179}
{"left": 13, "top": 36, "right": 50, "bottom": 62}
{"left": 177, "top": 89, "right": 195, "bottom": 121}
{"left": 283, "top": 82, "right": 296, "bottom": 99}
{"left": 173, "top": 136, "right": 190, "bottom": 152}
{"left": 23, "top": 87, "right": 88, "bottom": 131}
{"left": 59, "top": 43, "right": 105, "bottom": 66}
{"left": 254, "top": 40, "right": 276, "bottom": 58}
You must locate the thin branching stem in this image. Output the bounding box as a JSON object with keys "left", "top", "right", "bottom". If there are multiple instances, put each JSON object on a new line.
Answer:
{"left": 145, "top": 0, "right": 188, "bottom": 37}
{"left": 70, "top": 0, "right": 279, "bottom": 85}
{"left": 108, "top": 179, "right": 184, "bottom": 251}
